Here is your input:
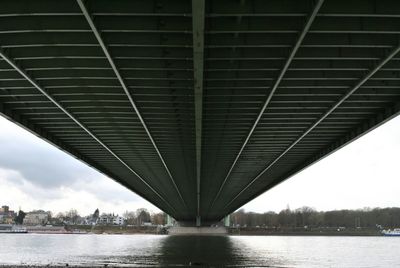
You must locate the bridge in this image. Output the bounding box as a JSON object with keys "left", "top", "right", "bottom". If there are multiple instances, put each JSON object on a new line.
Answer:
{"left": 1, "top": 0, "right": 400, "bottom": 225}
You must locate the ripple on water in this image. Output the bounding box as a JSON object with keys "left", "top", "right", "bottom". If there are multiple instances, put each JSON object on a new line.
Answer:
{"left": 0, "top": 234, "right": 399, "bottom": 267}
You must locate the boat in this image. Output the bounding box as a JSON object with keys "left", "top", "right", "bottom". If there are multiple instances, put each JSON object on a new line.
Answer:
{"left": 382, "top": 228, "right": 400, "bottom": 236}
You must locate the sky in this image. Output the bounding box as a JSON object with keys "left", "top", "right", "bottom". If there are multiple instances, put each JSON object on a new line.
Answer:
{"left": 0, "top": 114, "right": 399, "bottom": 216}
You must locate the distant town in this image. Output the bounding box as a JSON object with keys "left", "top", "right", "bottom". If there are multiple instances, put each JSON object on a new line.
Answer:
{"left": 0, "top": 204, "right": 172, "bottom": 234}
{"left": 1, "top": 205, "right": 399, "bottom": 236}
{"left": 0, "top": 205, "right": 166, "bottom": 227}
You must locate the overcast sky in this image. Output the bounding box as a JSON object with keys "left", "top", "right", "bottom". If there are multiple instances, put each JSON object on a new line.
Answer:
{"left": 0, "top": 114, "right": 399, "bottom": 216}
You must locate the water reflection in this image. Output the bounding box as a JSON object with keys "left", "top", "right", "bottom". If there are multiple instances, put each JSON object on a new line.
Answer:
{"left": 157, "top": 235, "right": 289, "bottom": 267}
{"left": 0, "top": 234, "right": 289, "bottom": 267}
{"left": 158, "top": 235, "right": 236, "bottom": 266}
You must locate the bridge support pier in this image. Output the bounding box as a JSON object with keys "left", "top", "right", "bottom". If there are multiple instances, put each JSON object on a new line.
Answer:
{"left": 223, "top": 215, "right": 230, "bottom": 227}
{"left": 196, "top": 216, "right": 201, "bottom": 227}
{"left": 166, "top": 214, "right": 174, "bottom": 226}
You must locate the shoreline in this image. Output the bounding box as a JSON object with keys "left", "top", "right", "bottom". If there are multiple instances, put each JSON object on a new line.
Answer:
{"left": 0, "top": 225, "right": 385, "bottom": 236}
{"left": 0, "top": 265, "right": 122, "bottom": 268}
{"left": 227, "top": 227, "right": 383, "bottom": 236}
{"left": 0, "top": 232, "right": 384, "bottom": 237}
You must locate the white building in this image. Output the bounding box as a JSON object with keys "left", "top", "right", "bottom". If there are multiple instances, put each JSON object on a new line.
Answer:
{"left": 113, "top": 216, "right": 125, "bottom": 226}
{"left": 99, "top": 214, "right": 125, "bottom": 226}
{"left": 99, "top": 213, "right": 113, "bottom": 225}
{"left": 23, "top": 210, "right": 49, "bottom": 226}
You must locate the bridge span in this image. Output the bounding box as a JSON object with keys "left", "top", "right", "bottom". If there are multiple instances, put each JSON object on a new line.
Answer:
{"left": 1, "top": 0, "right": 400, "bottom": 225}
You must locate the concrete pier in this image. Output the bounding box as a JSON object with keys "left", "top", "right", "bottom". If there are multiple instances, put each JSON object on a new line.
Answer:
{"left": 167, "top": 227, "right": 227, "bottom": 235}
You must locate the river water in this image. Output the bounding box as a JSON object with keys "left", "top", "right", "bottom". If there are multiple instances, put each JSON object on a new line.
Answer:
{"left": 0, "top": 234, "right": 399, "bottom": 267}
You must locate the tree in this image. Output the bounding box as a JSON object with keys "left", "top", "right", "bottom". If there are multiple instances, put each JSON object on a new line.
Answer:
{"left": 56, "top": 212, "right": 65, "bottom": 221}
{"left": 46, "top": 211, "right": 53, "bottom": 221}
{"left": 14, "top": 210, "right": 26, "bottom": 225}
{"left": 123, "top": 211, "right": 137, "bottom": 225}
{"left": 232, "top": 209, "right": 246, "bottom": 227}
{"left": 278, "top": 207, "right": 292, "bottom": 227}
{"left": 65, "top": 209, "right": 80, "bottom": 225}
{"left": 136, "top": 208, "right": 151, "bottom": 225}
{"left": 229, "top": 207, "right": 400, "bottom": 229}
{"left": 93, "top": 209, "right": 99, "bottom": 220}
{"left": 151, "top": 212, "right": 166, "bottom": 225}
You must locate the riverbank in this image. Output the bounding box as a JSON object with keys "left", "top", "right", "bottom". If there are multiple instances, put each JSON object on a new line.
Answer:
{"left": 68, "top": 225, "right": 383, "bottom": 236}
{"left": 0, "top": 264, "right": 105, "bottom": 268}
{"left": 228, "top": 227, "right": 382, "bottom": 236}
{"left": 3, "top": 224, "right": 382, "bottom": 236}
{"left": 0, "top": 264, "right": 119, "bottom": 268}
{"left": 67, "top": 224, "right": 164, "bottom": 234}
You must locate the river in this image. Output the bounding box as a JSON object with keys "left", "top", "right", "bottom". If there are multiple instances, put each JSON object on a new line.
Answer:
{"left": 0, "top": 234, "right": 398, "bottom": 267}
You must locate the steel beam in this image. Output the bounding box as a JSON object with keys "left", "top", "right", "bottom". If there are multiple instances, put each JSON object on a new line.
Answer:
{"left": 224, "top": 42, "right": 400, "bottom": 210}
{"left": 0, "top": 48, "right": 177, "bottom": 214}
{"left": 76, "top": 0, "right": 187, "bottom": 208}
{"left": 0, "top": 100, "right": 176, "bottom": 215}
{"left": 224, "top": 100, "right": 400, "bottom": 215}
{"left": 207, "top": 0, "right": 325, "bottom": 212}
{"left": 191, "top": 0, "right": 205, "bottom": 225}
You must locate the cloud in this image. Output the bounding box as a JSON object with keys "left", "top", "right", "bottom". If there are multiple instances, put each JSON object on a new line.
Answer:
{"left": 0, "top": 167, "right": 159, "bottom": 215}
{"left": 0, "top": 113, "right": 399, "bottom": 216}
{"left": 242, "top": 115, "right": 400, "bottom": 213}
{"left": 0, "top": 118, "right": 98, "bottom": 188}
{"left": 0, "top": 116, "right": 159, "bottom": 215}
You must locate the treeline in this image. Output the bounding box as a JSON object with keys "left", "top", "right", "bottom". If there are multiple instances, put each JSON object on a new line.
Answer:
{"left": 14, "top": 208, "right": 167, "bottom": 226}
{"left": 230, "top": 207, "right": 400, "bottom": 228}
{"left": 123, "top": 208, "right": 165, "bottom": 225}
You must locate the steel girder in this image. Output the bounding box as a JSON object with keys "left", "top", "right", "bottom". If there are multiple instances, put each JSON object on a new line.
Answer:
{"left": 0, "top": 0, "right": 400, "bottom": 222}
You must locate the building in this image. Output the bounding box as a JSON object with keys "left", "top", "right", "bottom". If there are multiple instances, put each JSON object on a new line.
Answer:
{"left": 23, "top": 210, "right": 49, "bottom": 226}
{"left": 0, "top": 205, "right": 16, "bottom": 224}
{"left": 99, "top": 213, "right": 125, "bottom": 226}
{"left": 113, "top": 216, "right": 125, "bottom": 226}
{"left": 0, "top": 206, "right": 9, "bottom": 213}
{"left": 99, "top": 213, "right": 113, "bottom": 225}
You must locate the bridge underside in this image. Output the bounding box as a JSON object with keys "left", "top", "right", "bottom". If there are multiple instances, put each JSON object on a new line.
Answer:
{"left": 1, "top": 0, "right": 400, "bottom": 224}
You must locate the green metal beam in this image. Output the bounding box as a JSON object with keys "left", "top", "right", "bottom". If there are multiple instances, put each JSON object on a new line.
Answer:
{"left": 208, "top": 0, "right": 325, "bottom": 213}
{"left": 76, "top": 0, "right": 187, "bottom": 209}
{"left": 223, "top": 40, "right": 400, "bottom": 210}
{"left": 224, "top": 100, "right": 400, "bottom": 215}
{"left": 191, "top": 0, "right": 205, "bottom": 225}
{"left": 1, "top": 0, "right": 400, "bottom": 223}
{"left": 0, "top": 48, "right": 177, "bottom": 214}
